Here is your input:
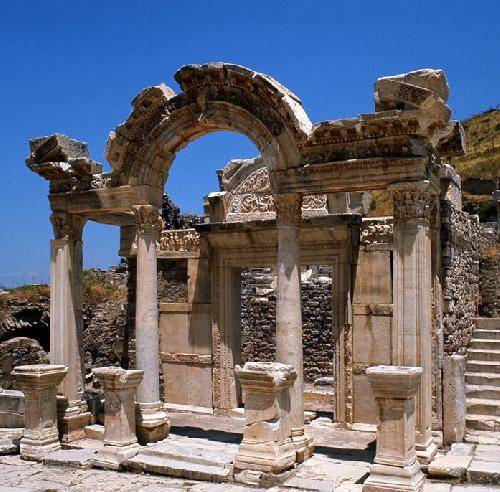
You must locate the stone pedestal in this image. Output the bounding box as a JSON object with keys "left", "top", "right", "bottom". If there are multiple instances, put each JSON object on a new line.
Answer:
{"left": 132, "top": 205, "right": 170, "bottom": 443}
{"left": 274, "top": 193, "right": 314, "bottom": 462}
{"left": 234, "top": 362, "right": 297, "bottom": 477}
{"left": 12, "top": 364, "right": 67, "bottom": 461}
{"left": 390, "top": 182, "right": 437, "bottom": 465}
{"left": 363, "top": 365, "right": 425, "bottom": 492}
{"left": 50, "top": 213, "right": 91, "bottom": 442}
{"left": 93, "top": 367, "right": 144, "bottom": 469}
{"left": 443, "top": 355, "right": 466, "bottom": 444}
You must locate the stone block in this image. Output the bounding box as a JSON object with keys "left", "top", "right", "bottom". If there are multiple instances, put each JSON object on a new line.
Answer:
{"left": 442, "top": 355, "right": 466, "bottom": 444}
{"left": 427, "top": 454, "right": 472, "bottom": 478}
{"left": 467, "top": 459, "right": 500, "bottom": 484}
{"left": 0, "top": 390, "right": 25, "bottom": 428}
{"left": 233, "top": 362, "right": 297, "bottom": 476}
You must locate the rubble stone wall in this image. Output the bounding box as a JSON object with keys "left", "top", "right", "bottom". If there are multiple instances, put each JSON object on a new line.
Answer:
{"left": 479, "top": 248, "right": 500, "bottom": 318}
{"left": 241, "top": 266, "right": 334, "bottom": 383}
{"left": 441, "top": 201, "right": 498, "bottom": 354}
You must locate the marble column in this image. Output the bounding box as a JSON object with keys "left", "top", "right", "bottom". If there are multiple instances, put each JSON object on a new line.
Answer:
{"left": 234, "top": 362, "right": 297, "bottom": 479}
{"left": 12, "top": 364, "right": 67, "bottom": 461}
{"left": 132, "top": 205, "right": 170, "bottom": 442}
{"left": 49, "top": 213, "right": 91, "bottom": 442}
{"left": 390, "top": 181, "right": 437, "bottom": 465}
{"left": 93, "top": 367, "right": 143, "bottom": 469}
{"left": 274, "top": 193, "right": 313, "bottom": 462}
{"left": 363, "top": 365, "right": 425, "bottom": 492}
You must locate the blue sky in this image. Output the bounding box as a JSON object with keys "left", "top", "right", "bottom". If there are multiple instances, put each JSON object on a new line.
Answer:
{"left": 0, "top": 1, "right": 498, "bottom": 286}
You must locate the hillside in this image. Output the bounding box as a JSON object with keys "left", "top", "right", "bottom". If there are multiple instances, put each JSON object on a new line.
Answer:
{"left": 368, "top": 108, "right": 499, "bottom": 218}
{"left": 454, "top": 108, "right": 499, "bottom": 179}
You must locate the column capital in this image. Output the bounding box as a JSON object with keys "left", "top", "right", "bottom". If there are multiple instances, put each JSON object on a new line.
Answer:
{"left": 274, "top": 193, "right": 302, "bottom": 226}
{"left": 389, "top": 180, "right": 435, "bottom": 222}
{"left": 50, "top": 213, "right": 86, "bottom": 240}
{"left": 132, "top": 205, "right": 163, "bottom": 237}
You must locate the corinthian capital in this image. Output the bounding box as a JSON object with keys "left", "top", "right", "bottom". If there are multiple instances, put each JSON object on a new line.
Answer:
{"left": 50, "top": 213, "right": 86, "bottom": 240}
{"left": 390, "top": 181, "right": 434, "bottom": 222}
{"left": 132, "top": 205, "right": 163, "bottom": 236}
{"left": 273, "top": 193, "right": 302, "bottom": 226}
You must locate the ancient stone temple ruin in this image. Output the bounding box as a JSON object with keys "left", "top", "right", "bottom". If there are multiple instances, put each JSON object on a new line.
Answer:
{"left": 1, "top": 63, "right": 499, "bottom": 489}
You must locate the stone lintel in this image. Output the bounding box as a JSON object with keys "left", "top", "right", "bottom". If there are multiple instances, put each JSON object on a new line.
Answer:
{"left": 273, "top": 157, "right": 429, "bottom": 195}
{"left": 49, "top": 185, "right": 163, "bottom": 218}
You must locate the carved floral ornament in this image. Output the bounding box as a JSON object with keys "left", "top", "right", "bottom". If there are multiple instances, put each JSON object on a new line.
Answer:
{"left": 50, "top": 213, "right": 86, "bottom": 240}
{"left": 390, "top": 182, "right": 436, "bottom": 221}
{"left": 131, "top": 205, "right": 163, "bottom": 237}
{"left": 274, "top": 193, "right": 302, "bottom": 226}
{"left": 158, "top": 229, "right": 201, "bottom": 252}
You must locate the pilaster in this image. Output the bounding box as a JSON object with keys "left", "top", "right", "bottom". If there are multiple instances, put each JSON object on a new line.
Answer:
{"left": 390, "top": 181, "right": 437, "bottom": 465}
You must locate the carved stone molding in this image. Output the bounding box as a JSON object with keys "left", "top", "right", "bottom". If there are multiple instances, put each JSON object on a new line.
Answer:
{"left": 160, "top": 352, "right": 212, "bottom": 365}
{"left": 50, "top": 213, "right": 86, "bottom": 240}
{"left": 274, "top": 193, "right": 302, "bottom": 226}
{"left": 390, "top": 181, "right": 433, "bottom": 221}
{"left": 131, "top": 205, "right": 163, "bottom": 237}
{"left": 158, "top": 229, "right": 201, "bottom": 253}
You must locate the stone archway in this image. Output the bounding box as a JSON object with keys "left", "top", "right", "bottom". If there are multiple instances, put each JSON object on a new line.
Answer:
{"left": 105, "top": 63, "right": 313, "bottom": 190}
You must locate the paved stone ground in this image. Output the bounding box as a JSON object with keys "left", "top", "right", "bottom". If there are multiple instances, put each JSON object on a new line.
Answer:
{"left": 1, "top": 421, "right": 500, "bottom": 491}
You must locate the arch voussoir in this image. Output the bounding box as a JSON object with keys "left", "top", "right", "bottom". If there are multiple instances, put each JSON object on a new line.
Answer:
{"left": 106, "top": 62, "right": 313, "bottom": 188}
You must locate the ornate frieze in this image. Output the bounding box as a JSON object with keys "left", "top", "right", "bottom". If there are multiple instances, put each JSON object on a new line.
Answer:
{"left": 228, "top": 194, "right": 274, "bottom": 215}
{"left": 360, "top": 218, "right": 394, "bottom": 245}
{"left": 158, "top": 229, "right": 200, "bottom": 253}
{"left": 225, "top": 166, "right": 327, "bottom": 220}
{"left": 302, "top": 194, "right": 327, "bottom": 211}
{"left": 131, "top": 205, "right": 163, "bottom": 237}
{"left": 234, "top": 167, "right": 271, "bottom": 194}
{"left": 50, "top": 213, "right": 86, "bottom": 240}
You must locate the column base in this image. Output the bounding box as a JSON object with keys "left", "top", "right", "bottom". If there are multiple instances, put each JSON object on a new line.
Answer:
{"left": 234, "top": 437, "right": 296, "bottom": 474}
{"left": 20, "top": 429, "right": 61, "bottom": 461}
{"left": 291, "top": 427, "right": 314, "bottom": 463}
{"left": 363, "top": 461, "right": 425, "bottom": 492}
{"left": 415, "top": 434, "right": 438, "bottom": 467}
{"left": 57, "top": 396, "right": 91, "bottom": 442}
{"left": 93, "top": 442, "right": 141, "bottom": 470}
{"left": 136, "top": 402, "right": 170, "bottom": 443}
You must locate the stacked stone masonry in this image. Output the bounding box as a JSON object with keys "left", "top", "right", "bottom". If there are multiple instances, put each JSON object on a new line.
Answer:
{"left": 241, "top": 266, "right": 334, "bottom": 383}
{"left": 441, "top": 201, "right": 499, "bottom": 354}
